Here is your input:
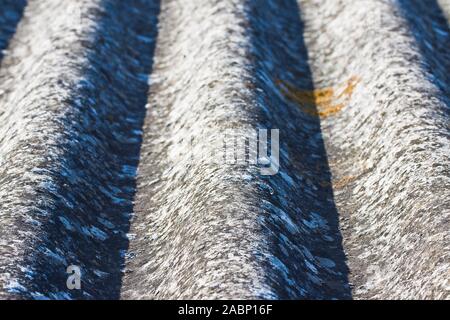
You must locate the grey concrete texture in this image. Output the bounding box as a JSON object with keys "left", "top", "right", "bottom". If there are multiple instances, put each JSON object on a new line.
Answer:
{"left": 0, "top": 0, "right": 448, "bottom": 299}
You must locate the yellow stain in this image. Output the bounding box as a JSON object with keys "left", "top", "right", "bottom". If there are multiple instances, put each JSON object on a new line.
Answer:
{"left": 333, "top": 175, "right": 357, "bottom": 189}
{"left": 276, "top": 76, "right": 360, "bottom": 118}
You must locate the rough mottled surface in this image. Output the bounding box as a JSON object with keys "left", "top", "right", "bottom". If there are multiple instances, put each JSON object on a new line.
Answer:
{"left": 0, "top": 0, "right": 159, "bottom": 299}
{"left": 121, "top": 0, "right": 350, "bottom": 300}
{"left": 0, "top": 0, "right": 448, "bottom": 300}
{"left": 300, "top": 0, "right": 449, "bottom": 299}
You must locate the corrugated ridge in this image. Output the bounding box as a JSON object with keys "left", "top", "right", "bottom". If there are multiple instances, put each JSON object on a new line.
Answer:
{"left": 299, "top": 0, "right": 449, "bottom": 299}
{"left": 0, "top": 0, "right": 447, "bottom": 300}
{"left": 0, "top": 0, "right": 159, "bottom": 299}
{"left": 121, "top": 0, "right": 350, "bottom": 300}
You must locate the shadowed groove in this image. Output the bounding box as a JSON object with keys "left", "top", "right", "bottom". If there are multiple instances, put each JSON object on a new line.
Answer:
{"left": 0, "top": 0, "right": 160, "bottom": 299}
{"left": 0, "top": 0, "right": 447, "bottom": 301}
{"left": 244, "top": 0, "right": 351, "bottom": 299}
{"left": 119, "top": 0, "right": 352, "bottom": 300}
{"left": 0, "top": 0, "right": 26, "bottom": 62}
{"left": 297, "top": 0, "right": 449, "bottom": 299}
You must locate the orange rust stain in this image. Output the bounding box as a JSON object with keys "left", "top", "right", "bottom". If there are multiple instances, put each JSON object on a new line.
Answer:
{"left": 333, "top": 175, "right": 357, "bottom": 189}
{"left": 276, "top": 76, "right": 360, "bottom": 118}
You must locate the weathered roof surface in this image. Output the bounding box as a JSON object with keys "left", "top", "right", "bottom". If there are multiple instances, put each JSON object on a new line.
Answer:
{"left": 0, "top": 0, "right": 448, "bottom": 300}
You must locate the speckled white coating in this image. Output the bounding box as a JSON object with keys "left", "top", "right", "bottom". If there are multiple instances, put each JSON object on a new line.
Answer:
{"left": 0, "top": 0, "right": 159, "bottom": 299}
{"left": 0, "top": 0, "right": 448, "bottom": 300}
{"left": 122, "top": 0, "right": 352, "bottom": 299}
{"left": 300, "top": 0, "right": 449, "bottom": 299}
